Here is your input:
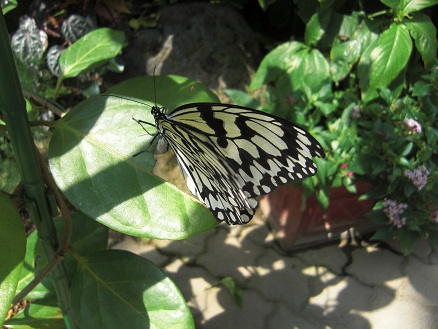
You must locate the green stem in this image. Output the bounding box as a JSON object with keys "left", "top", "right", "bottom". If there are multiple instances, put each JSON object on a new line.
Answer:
{"left": 0, "top": 11, "right": 78, "bottom": 329}
{"left": 368, "top": 9, "right": 390, "bottom": 20}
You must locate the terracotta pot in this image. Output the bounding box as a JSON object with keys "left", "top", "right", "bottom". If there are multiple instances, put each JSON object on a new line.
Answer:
{"left": 259, "top": 183, "right": 377, "bottom": 250}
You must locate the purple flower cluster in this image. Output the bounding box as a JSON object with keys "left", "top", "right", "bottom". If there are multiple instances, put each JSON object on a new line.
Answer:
{"left": 352, "top": 105, "right": 361, "bottom": 118}
{"left": 403, "top": 118, "right": 422, "bottom": 134}
{"left": 432, "top": 210, "right": 438, "bottom": 224}
{"left": 404, "top": 165, "right": 430, "bottom": 191}
{"left": 383, "top": 199, "right": 408, "bottom": 228}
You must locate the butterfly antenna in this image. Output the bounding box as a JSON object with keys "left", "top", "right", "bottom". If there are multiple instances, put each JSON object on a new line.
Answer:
{"left": 153, "top": 66, "right": 158, "bottom": 108}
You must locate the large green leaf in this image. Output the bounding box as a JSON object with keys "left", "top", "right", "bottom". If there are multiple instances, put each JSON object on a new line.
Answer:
{"left": 397, "top": 0, "right": 438, "bottom": 16}
{"left": 250, "top": 41, "right": 307, "bottom": 90}
{"left": 59, "top": 28, "right": 125, "bottom": 80}
{"left": 49, "top": 75, "right": 219, "bottom": 240}
{"left": 281, "top": 47, "right": 331, "bottom": 98}
{"left": 368, "top": 23, "right": 412, "bottom": 88}
{"left": 358, "top": 23, "right": 412, "bottom": 102}
{"left": 0, "top": 192, "right": 26, "bottom": 327}
{"left": 404, "top": 13, "right": 437, "bottom": 69}
{"left": 250, "top": 41, "right": 331, "bottom": 98}
{"left": 330, "top": 17, "right": 378, "bottom": 82}
{"left": 70, "top": 249, "right": 194, "bottom": 329}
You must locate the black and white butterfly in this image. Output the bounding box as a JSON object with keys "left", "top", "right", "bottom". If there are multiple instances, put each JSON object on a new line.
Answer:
{"left": 132, "top": 101, "right": 325, "bottom": 225}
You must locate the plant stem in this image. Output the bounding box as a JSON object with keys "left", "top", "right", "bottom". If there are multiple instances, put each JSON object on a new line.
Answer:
{"left": 12, "top": 252, "right": 64, "bottom": 305}
{"left": 368, "top": 10, "right": 390, "bottom": 20}
{"left": 22, "top": 90, "right": 66, "bottom": 116}
{"left": 35, "top": 147, "right": 72, "bottom": 255}
{"left": 0, "top": 11, "right": 78, "bottom": 329}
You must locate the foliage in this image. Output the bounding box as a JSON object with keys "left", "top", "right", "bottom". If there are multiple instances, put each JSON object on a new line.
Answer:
{"left": 228, "top": 0, "right": 438, "bottom": 254}
{"left": 9, "top": 14, "right": 124, "bottom": 99}
{"left": 2, "top": 7, "right": 207, "bottom": 327}
{"left": 1, "top": 1, "right": 437, "bottom": 328}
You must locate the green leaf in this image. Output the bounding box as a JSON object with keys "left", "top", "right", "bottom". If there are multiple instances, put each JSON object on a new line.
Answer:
{"left": 330, "top": 37, "right": 362, "bottom": 82}
{"left": 70, "top": 249, "right": 194, "bottom": 329}
{"left": 4, "top": 297, "right": 64, "bottom": 328}
{"left": 404, "top": 13, "right": 437, "bottom": 69}
{"left": 224, "top": 89, "right": 260, "bottom": 109}
{"left": 2, "top": 0, "right": 18, "bottom": 14}
{"left": 380, "top": 0, "right": 399, "bottom": 9}
{"left": 0, "top": 192, "right": 26, "bottom": 326}
{"left": 59, "top": 28, "right": 126, "bottom": 80}
{"left": 359, "top": 23, "right": 413, "bottom": 102}
{"left": 49, "top": 75, "right": 219, "bottom": 240}
{"left": 396, "top": 156, "right": 411, "bottom": 167}
{"left": 316, "top": 188, "right": 329, "bottom": 210}
{"left": 344, "top": 179, "right": 357, "bottom": 193}
{"left": 412, "top": 80, "right": 430, "bottom": 97}
{"left": 250, "top": 41, "right": 307, "bottom": 90}
{"left": 370, "top": 226, "right": 393, "bottom": 241}
{"left": 368, "top": 23, "right": 412, "bottom": 89}
{"left": 401, "top": 142, "right": 413, "bottom": 156}
{"left": 427, "top": 227, "right": 438, "bottom": 249}
{"left": 257, "top": 0, "right": 269, "bottom": 10}
{"left": 294, "top": 48, "right": 331, "bottom": 97}
{"left": 262, "top": 46, "right": 331, "bottom": 99}
{"left": 398, "top": 0, "right": 438, "bottom": 16}
{"left": 305, "top": 11, "right": 331, "bottom": 46}
{"left": 367, "top": 210, "right": 388, "bottom": 223}
{"left": 216, "top": 276, "right": 242, "bottom": 307}
{"left": 396, "top": 229, "right": 420, "bottom": 255}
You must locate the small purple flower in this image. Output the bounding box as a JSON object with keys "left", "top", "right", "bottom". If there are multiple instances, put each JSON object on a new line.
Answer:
{"left": 404, "top": 118, "right": 422, "bottom": 134}
{"left": 432, "top": 210, "right": 438, "bottom": 224}
{"left": 383, "top": 199, "right": 408, "bottom": 228}
{"left": 404, "top": 165, "right": 429, "bottom": 191}
{"left": 352, "top": 105, "right": 361, "bottom": 118}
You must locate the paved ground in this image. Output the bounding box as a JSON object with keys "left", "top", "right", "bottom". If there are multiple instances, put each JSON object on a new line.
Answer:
{"left": 112, "top": 214, "right": 438, "bottom": 329}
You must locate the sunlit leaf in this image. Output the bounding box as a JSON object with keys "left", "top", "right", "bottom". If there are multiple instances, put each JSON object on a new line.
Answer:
{"left": 59, "top": 28, "right": 125, "bottom": 79}
{"left": 49, "top": 76, "right": 219, "bottom": 240}
{"left": 70, "top": 249, "right": 194, "bottom": 329}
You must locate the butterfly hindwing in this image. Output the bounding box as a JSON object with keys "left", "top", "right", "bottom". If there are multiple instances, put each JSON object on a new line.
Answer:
{"left": 160, "top": 119, "right": 256, "bottom": 224}
{"left": 152, "top": 103, "right": 325, "bottom": 225}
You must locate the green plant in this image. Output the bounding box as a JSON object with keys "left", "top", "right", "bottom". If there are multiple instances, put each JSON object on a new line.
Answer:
{"left": 1, "top": 7, "right": 216, "bottom": 327}
{"left": 2, "top": 12, "right": 127, "bottom": 197}
{"left": 227, "top": 0, "right": 438, "bottom": 253}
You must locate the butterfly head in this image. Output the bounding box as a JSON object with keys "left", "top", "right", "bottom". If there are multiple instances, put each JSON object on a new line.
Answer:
{"left": 151, "top": 105, "right": 167, "bottom": 120}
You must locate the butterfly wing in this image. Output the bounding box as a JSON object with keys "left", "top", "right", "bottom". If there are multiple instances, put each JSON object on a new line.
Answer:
{"left": 160, "top": 118, "right": 257, "bottom": 224}
{"left": 156, "top": 103, "right": 325, "bottom": 225}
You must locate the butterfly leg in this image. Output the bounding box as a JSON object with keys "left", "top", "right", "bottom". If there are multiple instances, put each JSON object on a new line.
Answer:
{"left": 132, "top": 117, "right": 161, "bottom": 157}
{"left": 132, "top": 117, "right": 156, "bottom": 135}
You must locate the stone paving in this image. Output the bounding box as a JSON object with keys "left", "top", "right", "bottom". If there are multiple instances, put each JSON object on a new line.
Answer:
{"left": 112, "top": 214, "right": 438, "bottom": 329}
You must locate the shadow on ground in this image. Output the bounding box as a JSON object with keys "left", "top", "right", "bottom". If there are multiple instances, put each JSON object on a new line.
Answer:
{"left": 111, "top": 217, "right": 438, "bottom": 329}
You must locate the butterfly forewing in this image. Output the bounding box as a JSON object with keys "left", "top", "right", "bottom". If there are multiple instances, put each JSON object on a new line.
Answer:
{"left": 152, "top": 103, "right": 325, "bottom": 225}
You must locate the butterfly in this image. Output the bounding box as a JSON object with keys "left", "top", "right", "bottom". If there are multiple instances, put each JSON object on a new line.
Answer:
{"left": 131, "top": 100, "right": 325, "bottom": 225}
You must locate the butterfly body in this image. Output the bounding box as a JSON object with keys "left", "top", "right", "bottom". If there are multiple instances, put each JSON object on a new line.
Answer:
{"left": 146, "top": 102, "right": 325, "bottom": 225}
